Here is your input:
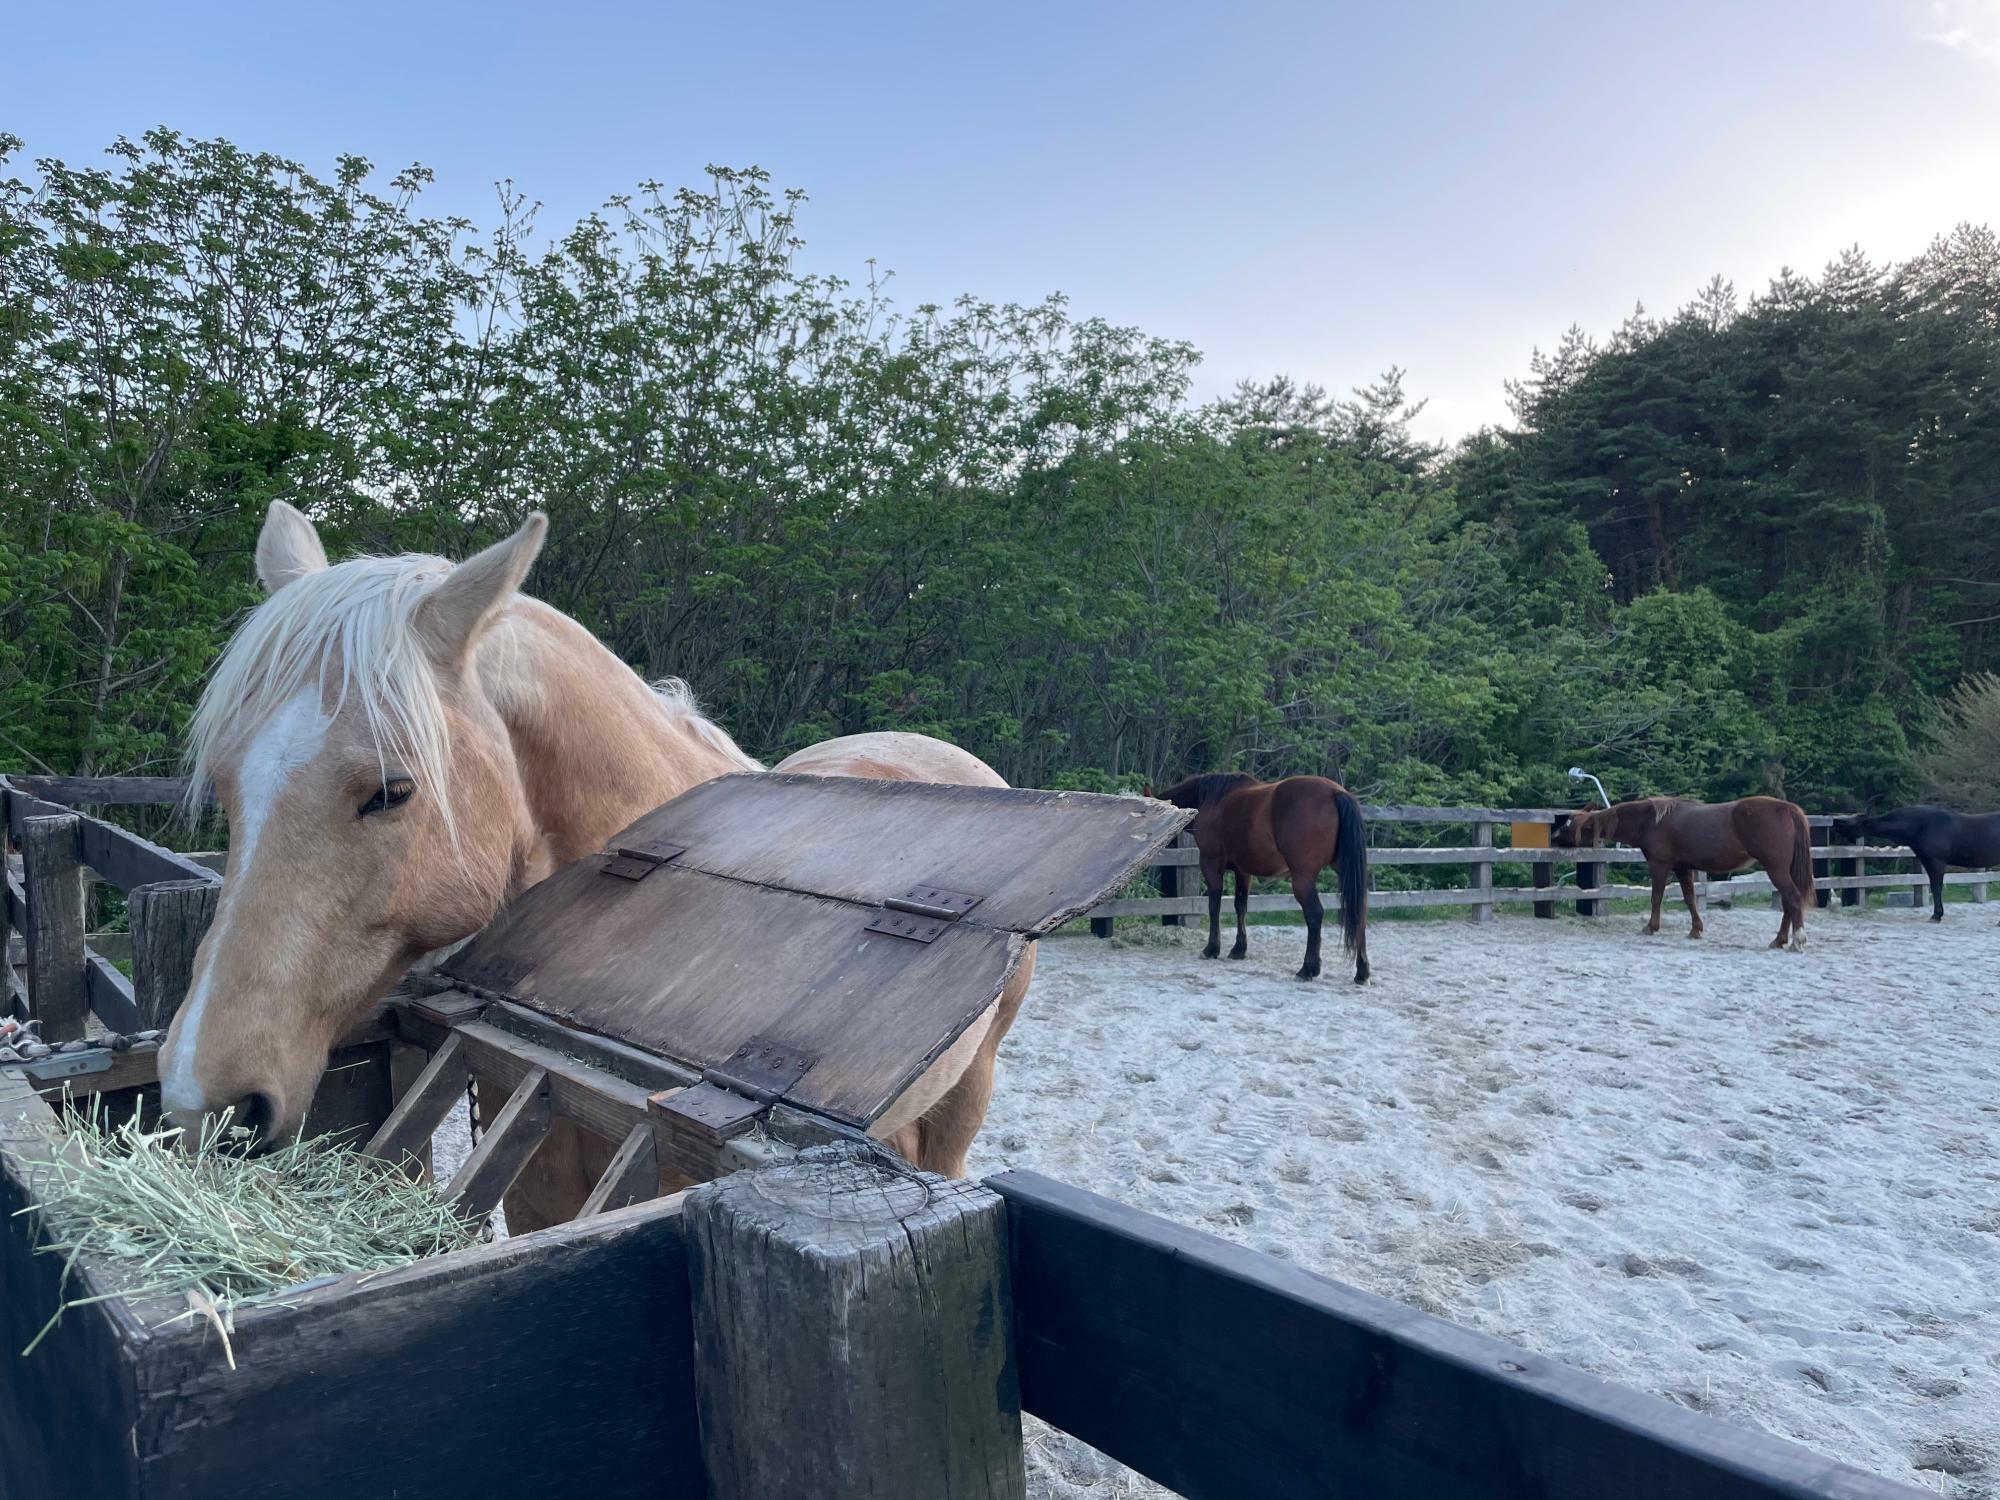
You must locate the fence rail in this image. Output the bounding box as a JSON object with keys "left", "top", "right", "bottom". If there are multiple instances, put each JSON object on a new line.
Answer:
{"left": 2, "top": 776, "right": 221, "bottom": 1043}
{"left": 1092, "top": 807, "right": 1992, "bottom": 933}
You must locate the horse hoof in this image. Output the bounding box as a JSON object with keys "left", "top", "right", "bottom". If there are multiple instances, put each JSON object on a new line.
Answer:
{"left": 1227, "top": 948, "right": 1248, "bottom": 960}
{"left": 1688, "top": 929, "right": 1703, "bottom": 940}
{"left": 1353, "top": 966, "right": 1370, "bottom": 984}
{"left": 1296, "top": 966, "right": 1320, "bottom": 981}
{"left": 1200, "top": 947, "right": 1220, "bottom": 960}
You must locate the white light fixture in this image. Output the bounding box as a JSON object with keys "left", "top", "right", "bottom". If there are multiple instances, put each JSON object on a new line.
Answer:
{"left": 1567, "top": 767, "right": 1611, "bottom": 809}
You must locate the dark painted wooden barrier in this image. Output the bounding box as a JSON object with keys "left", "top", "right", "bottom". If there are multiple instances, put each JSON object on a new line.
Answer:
{"left": 991, "top": 1171, "right": 1921, "bottom": 1500}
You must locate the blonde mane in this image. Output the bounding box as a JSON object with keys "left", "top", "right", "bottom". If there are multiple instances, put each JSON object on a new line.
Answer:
{"left": 650, "top": 676, "right": 763, "bottom": 772}
{"left": 185, "top": 553, "right": 462, "bottom": 826}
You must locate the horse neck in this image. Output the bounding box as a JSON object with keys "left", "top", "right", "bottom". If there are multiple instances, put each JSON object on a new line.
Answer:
{"left": 479, "top": 600, "right": 747, "bottom": 865}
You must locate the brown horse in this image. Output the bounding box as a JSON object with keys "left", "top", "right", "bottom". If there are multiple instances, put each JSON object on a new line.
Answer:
{"left": 1146, "top": 773, "right": 1370, "bottom": 982}
{"left": 1550, "top": 796, "right": 1814, "bottom": 950}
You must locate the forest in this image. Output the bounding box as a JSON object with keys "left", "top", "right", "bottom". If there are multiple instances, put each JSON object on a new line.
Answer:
{"left": 2, "top": 129, "right": 1996, "bottom": 814}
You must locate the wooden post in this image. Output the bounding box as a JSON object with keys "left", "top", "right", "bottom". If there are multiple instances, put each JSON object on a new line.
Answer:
{"left": 1533, "top": 860, "right": 1553, "bottom": 919}
{"left": 129, "top": 878, "right": 220, "bottom": 1031}
{"left": 1841, "top": 852, "right": 1865, "bottom": 909}
{"left": 684, "top": 1141, "right": 1024, "bottom": 1500}
{"left": 1090, "top": 913, "right": 1114, "bottom": 939}
{"left": 21, "top": 814, "right": 87, "bottom": 1043}
{"left": 1576, "top": 857, "right": 1602, "bottom": 917}
{"left": 1156, "top": 835, "right": 1183, "bottom": 927}
{"left": 1811, "top": 825, "right": 1830, "bottom": 910}
{"left": 1972, "top": 876, "right": 1990, "bottom": 904}
{"left": 1470, "top": 819, "right": 1494, "bottom": 924}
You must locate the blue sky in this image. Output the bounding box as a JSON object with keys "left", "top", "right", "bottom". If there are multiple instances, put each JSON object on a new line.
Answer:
{"left": 6, "top": 0, "right": 1998, "bottom": 440}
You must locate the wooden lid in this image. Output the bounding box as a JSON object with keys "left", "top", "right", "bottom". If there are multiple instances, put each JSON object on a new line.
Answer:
{"left": 443, "top": 775, "right": 1188, "bottom": 1128}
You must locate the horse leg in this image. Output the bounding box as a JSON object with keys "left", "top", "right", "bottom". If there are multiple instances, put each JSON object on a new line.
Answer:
{"left": 1678, "top": 868, "right": 1703, "bottom": 938}
{"left": 1293, "top": 873, "right": 1323, "bottom": 980}
{"left": 1922, "top": 854, "right": 1946, "bottom": 922}
{"left": 1767, "top": 867, "right": 1802, "bottom": 951}
{"left": 1201, "top": 858, "right": 1224, "bottom": 959}
{"left": 1643, "top": 863, "right": 1668, "bottom": 934}
{"left": 1229, "top": 868, "right": 1250, "bottom": 958}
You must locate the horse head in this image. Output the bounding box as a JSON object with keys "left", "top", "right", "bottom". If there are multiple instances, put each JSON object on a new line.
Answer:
{"left": 1549, "top": 808, "right": 1604, "bottom": 849}
{"left": 156, "top": 503, "right": 550, "bottom": 1148}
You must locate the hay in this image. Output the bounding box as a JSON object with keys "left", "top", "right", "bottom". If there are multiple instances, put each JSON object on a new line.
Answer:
{"left": 15, "top": 1110, "right": 476, "bottom": 1359}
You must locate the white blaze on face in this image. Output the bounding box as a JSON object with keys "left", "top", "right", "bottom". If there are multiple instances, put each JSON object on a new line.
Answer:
{"left": 161, "top": 693, "right": 331, "bottom": 1115}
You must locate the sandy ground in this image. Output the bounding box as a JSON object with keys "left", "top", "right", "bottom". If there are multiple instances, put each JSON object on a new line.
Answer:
{"left": 975, "top": 903, "right": 2000, "bottom": 1499}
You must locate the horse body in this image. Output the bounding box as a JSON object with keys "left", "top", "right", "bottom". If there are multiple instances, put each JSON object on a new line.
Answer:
{"left": 1829, "top": 805, "right": 2000, "bottom": 921}
{"left": 1149, "top": 773, "right": 1370, "bottom": 982}
{"left": 158, "top": 504, "right": 1030, "bottom": 1229}
{"left": 1551, "top": 796, "right": 1813, "bottom": 950}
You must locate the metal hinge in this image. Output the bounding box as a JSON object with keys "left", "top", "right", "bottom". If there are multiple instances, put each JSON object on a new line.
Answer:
{"left": 601, "top": 839, "right": 688, "bottom": 881}
{"left": 864, "top": 884, "right": 983, "bottom": 943}
{"left": 702, "top": 1035, "right": 819, "bottom": 1104}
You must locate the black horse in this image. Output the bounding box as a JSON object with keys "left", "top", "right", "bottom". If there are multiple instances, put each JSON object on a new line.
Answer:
{"left": 1829, "top": 806, "right": 2000, "bottom": 922}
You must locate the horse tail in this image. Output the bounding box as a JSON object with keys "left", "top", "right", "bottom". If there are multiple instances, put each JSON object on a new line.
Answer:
{"left": 1789, "top": 803, "right": 1813, "bottom": 904}
{"left": 1332, "top": 788, "right": 1370, "bottom": 979}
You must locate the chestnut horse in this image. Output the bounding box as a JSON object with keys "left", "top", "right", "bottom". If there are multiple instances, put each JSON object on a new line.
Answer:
{"left": 157, "top": 503, "right": 1034, "bottom": 1230}
{"left": 1551, "top": 796, "right": 1813, "bottom": 950}
{"left": 1829, "top": 806, "right": 2000, "bottom": 922}
{"left": 1148, "top": 773, "right": 1370, "bottom": 982}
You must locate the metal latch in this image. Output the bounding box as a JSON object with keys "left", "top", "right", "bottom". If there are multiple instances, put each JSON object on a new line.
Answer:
{"left": 864, "top": 884, "right": 983, "bottom": 943}
{"left": 601, "top": 839, "right": 688, "bottom": 881}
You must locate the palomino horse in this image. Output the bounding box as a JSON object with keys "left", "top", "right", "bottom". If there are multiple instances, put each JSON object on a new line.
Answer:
{"left": 1146, "top": 773, "right": 1370, "bottom": 982}
{"left": 156, "top": 503, "right": 1033, "bottom": 1230}
{"left": 1550, "top": 796, "right": 1814, "bottom": 950}
{"left": 1830, "top": 805, "right": 2000, "bottom": 923}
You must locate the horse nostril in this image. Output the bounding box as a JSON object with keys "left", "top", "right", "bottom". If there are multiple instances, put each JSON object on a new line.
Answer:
{"left": 232, "top": 1092, "right": 275, "bottom": 1148}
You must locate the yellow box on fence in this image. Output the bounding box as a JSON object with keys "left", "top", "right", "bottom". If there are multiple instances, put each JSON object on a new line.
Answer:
{"left": 1512, "top": 821, "right": 1549, "bottom": 849}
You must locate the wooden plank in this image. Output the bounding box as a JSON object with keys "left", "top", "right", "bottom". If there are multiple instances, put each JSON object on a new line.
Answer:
{"left": 21, "top": 812, "right": 89, "bottom": 1043}
{"left": 3, "top": 864, "right": 25, "bottom": 936}
{"left": 991, "top": 1170, "right": 1921, "bottom": 1500}
{"left": 11, "top": 773, "right": 200, "bottom": 808}
{"left": 129, "top": 879, "right": 221, "bottom": 1030}
{"left": 686, "top": 1143, "right": 1023, "bottom": 1500}
{"left": 84, "top": 946, "right": 141, "bottom": 1033}
{"left": 579, "top": 1121, "right": 662, "bottom": 1217}
{"left": 448, "top": 870, "right": 1026, "bottom": 1130}
{"left": 455, "top": 1018, "right": 657, "bottom": 1145}
{"left": 484, "top": 999, "right": 701, "bottom": 1094}
{"left": 584, "top": 772, "right": 1188, "bottom": 936}
{"left": 6, "top": 782, "right": 219, "bottom": 892}
{"left": 445, "top": 1065, "right": 552, "bottom": 1220}
{"left": 365, "top": 1032, "right": 470, "bottom": 1168}
{"left": 128, "top": 1195, "right": 703, "bottom": 1500}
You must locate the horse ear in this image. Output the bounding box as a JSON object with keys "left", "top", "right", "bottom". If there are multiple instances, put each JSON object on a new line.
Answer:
{"left": 255, "top": 501, "right": 329, "bottom": 593}
{"left": 416, "top": 513, "right": 549, "bottom": 669}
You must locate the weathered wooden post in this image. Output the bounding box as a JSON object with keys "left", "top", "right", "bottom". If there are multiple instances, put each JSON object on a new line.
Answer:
{"left": 129, "top": 878, "right": 221, "bottom": 1031}
{"left": 1157, "top": 834, "right": 1186, "bottom": 927}
{"left": 21, "top": 814, "right": 88, "bottom": 1043}
{"left": 1471, "top": 818, "right": 1495, "bottom": 924}
{"left": 1575, "top": 855, "right": 1603, "bottom": 917}
{"left": 684, "top": 1141, "right": 1024, "bottom": 1500}
{"left": 1811, "top": 823, "right": 1831, "bottom": 910}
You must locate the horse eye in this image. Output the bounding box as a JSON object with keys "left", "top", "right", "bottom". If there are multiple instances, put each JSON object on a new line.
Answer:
{"left": 358, "top": 780, "right": 415, "bottom": 818}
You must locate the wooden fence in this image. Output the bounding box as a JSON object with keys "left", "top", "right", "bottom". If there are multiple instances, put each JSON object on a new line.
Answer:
{"left": 0, "top": 773, "right": 1930, "bottom": 1498}
{"left": 1090, "top": 804, "right": 1993, "bottom": 934}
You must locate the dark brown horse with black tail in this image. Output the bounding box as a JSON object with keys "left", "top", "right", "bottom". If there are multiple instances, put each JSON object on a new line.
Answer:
{"left": 1146, "top": 773, "right": 1370, "bottom": 982}
{"left": 1551, "top": 796, "right": 1814, "bottom": 950}
{"left": 1830, "top": 806, "right": 2000, "bottom": 922}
